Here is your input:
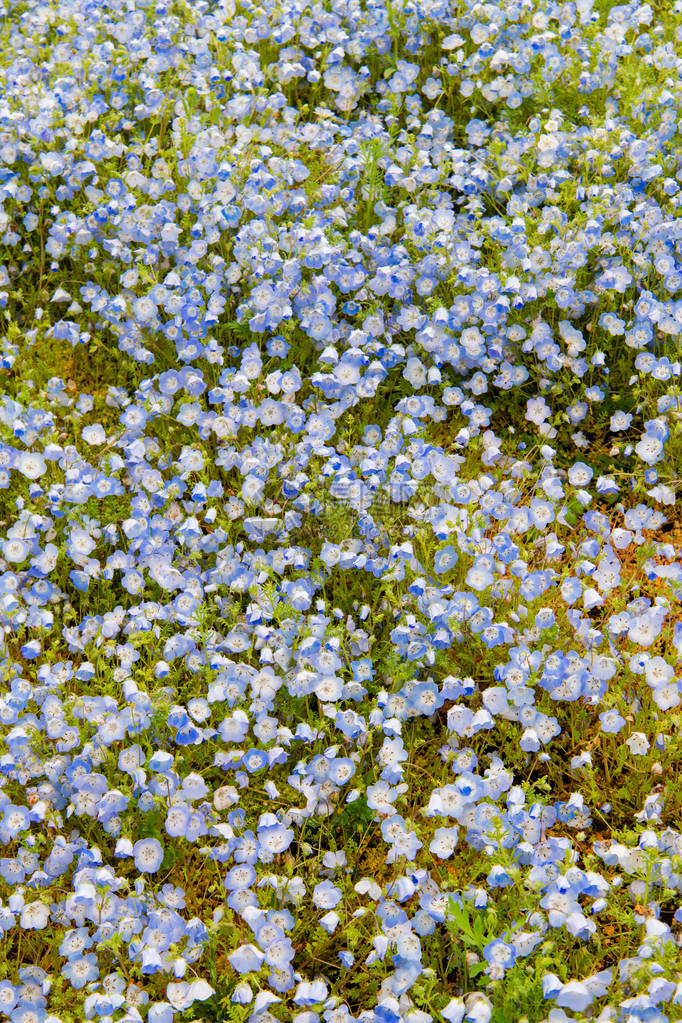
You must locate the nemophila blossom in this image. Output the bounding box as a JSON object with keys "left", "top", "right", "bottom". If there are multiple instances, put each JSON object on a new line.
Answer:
{"left": 224, "top": 865, "right": 256, "bottom": 891}
{"left": 568, "top": 462, "right": 593, "bottom": 487}
{"left": 626, "top": 733, "right": 651, "bottom": 756}
{"left": 610, "top": 411, "right": 632, "bottom": 432}
{"left": 483, "top": 938, "right": 515, "bottom": 977}
{"left": 62, "top": 953, "right": 99, "bottom": 990}
{"left": 526, "top": 397, "right": 551, "bottom": 426}
{"left": 434, "top": 546, "right": 457, "bottom": 574}
{"left": 19, "top": 902, "right": 51, "bottom": 930}
{"left": 228, "top": 945, "right": 263, "bottom": 977}
{"left": 8, "top": 1005, "right": 47, "bottom": 1023}
{"left": 312, "top": 881, "right": 342, "bottom": 910}
{"left": 1, "top": 805, "right": 30, "bottom": 842}
{"left": 231, "top": 983, "right": 253, "bottom": 1005}
{"left": 466, "top": 558, "right": 494, "bottom": 591}
{"left": 133, "top": 839, "right": 164, "bottom": 874}
{"left": 17, "top": 452, "right": 47, "bottom": 479}
{"left": 258, "top": 823, "right": 294, "bottom": 857}
{"left": 81, "top": 424, "right": 106, "bottom": 446}
{"left": 635, "top": 432, "right": 665, "bottom": 465}
{"left": 0, "top": 983, "right": 16, "bottom": 1015}
{"left": 442, "top": 998, "right": 466, "bottom": 1023}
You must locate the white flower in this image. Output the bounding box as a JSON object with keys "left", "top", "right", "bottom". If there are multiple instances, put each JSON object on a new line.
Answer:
{"left": 626, "top": 732, "right": 650, "bottom": 756}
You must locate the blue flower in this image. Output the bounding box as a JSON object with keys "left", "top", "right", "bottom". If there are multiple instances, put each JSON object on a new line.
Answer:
{"left": 442, "top": 998, "right": 466, "bottom": 1023}
{"left": 312, "top": 881, "right": 342, "bottom": 909}
{"left": 231, "top": 983, "right": 253, "bottom": 1005}
{"left": 487, "top": 865, "right": 513, "bottom": 888}
{"left": 635, "top": 432, "right": 665, "bottom": 465}
{"left": 555, "top": 980, "right": 593, "bottom": 1012}
{"left": 10, "top": 1005, "right": 46, "bottom": 1023}
{"left": 466, "top": 558, "right": 494, "bottom": 591}
{"left": 434, "top": 545, "right": 458, "bottom": 574}
{"left": 482, "top": 938, "right": 515, "bottom": 975}
{"left": 258, "top": 822, "right": 294, "bottom": 857}
{"left": 133, "top": 838, "right": 164, "bottom": 873}
{"left": 0, "top": 983, "right": 16, "bottom": 1015}
{"left": 62, "top": 953, "right": 99, "bottom": 990}
{"left": 224, "top": 864, "right": 256, "bottom": 891}
{"left": 228, "top": 947, "right": 264, "bottom": 977}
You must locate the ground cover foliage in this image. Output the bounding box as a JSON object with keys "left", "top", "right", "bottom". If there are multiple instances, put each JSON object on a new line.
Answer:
{"left": 2, "top": 0, "right": 682, "bottom": 1020}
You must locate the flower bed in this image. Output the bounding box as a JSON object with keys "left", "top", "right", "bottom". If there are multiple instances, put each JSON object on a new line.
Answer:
{"left": 1, "top": 0, "right": 682, "bottom": 1021}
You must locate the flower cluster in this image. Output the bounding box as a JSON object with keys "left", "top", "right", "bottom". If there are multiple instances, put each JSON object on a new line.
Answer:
{"left": 1, "top": 0, "right": 682, "bottom": 1021}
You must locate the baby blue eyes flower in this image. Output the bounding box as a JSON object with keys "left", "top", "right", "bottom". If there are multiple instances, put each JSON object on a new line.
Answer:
{"left": 487, "top": 865, "right": 513, "bottom": 888}
{"left": 318, "top": 911, "right": 340, "bottom": 935}
{"left": 166, "top": 980, "right": 214, "bottom": 1012}
{"left": 554, "top": 980, "right": 594, "bottom": 1012}
{"left": 148, "top": 1004, "right": 175, "bottom": 1023}
{"left": 442, "top": 998, "right": 466, "bottom": 1023}
{"left": 12, "top": 1007, "right": 47, "bottom": 1023}
{"left": 635, "top": 433, "right": 664, "bottom": 465}
{"left": 434, "top": 545, "right": 457, "bottom": 574}
{"left": 482, "top": 938, "right": 515, "bottom": 973}
{"left": 0, "top": 983, "right": 16, "bottom": 1015}
{"left": 228, "top": 945, "right": 264, "bottom": 974}
{"left": 258, "top": 823, "right": 294, "bottom": 856}
{"left": 149, "top": 751, "right": 174, "bottom": 773}
{"left": 62, "top": 953, "right": 99, "bottom": 989}
{"left": 165, "top": 804, "right": 191, "bottom": 839}
{"left": 626, "top": 732, "right": 650, "bottom": 756}
{"left": 17, "top": 452, "right": 47, "bottom": 479}
{"left": 20, "top": 902, "right": 51, "bottom": 930}
{"left": 133, "top": 295, "right": 158, "bottom": 324}
{"left": 3, "top": 538, "right": 30, "bottom": 563}
{"left": 525, "top": 397, "right": 551, "bottom": 425}
{"left": 312, "top": 881, "right": 342, "bottom": 909}
{"left": 610, "top": 410, "right": 632, "bottom": 432}
{"left": 242, "top": 749, "right": 268, "bottom": 773}
{"left": 133, "top": 838, "right": 164, "bottom": 873}
{"left": 231, "top": 983, "right": 253, "bottom": 1005}
{"left": 598, "top": 312, "right": 625, "bottom": 336}
{"left": 568, "top": 462, "right": 593, "bottom": 487}
{"left": 466, "top": 558, "right": 494, "bottom": 591}
{"left": 1, "top": 805, "right": 30, "bottom": 841}
{"left": 81, "top": 423, "right": 106, "bottom": 445}
{"left": 224, "top": 864, "right": 256, "bottom": 891}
